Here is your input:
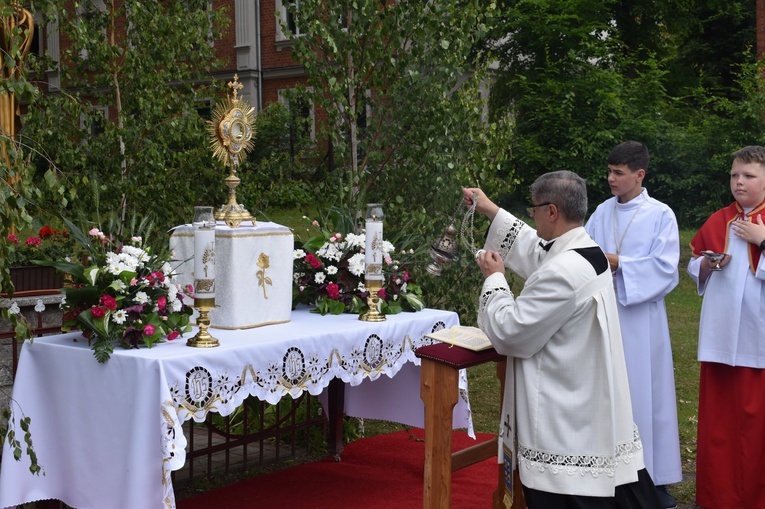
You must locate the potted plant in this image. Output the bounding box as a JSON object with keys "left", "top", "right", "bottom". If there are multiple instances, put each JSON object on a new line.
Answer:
{"left": 4, "top": 225, "right": 74, "bottom": 296}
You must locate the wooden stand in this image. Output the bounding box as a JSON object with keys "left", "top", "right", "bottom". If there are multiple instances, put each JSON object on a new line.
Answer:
{"left": 415, "top": 342, "right": 525, "bottom": 509}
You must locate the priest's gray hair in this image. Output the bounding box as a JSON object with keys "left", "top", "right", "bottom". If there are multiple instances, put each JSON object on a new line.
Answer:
{"left": 530, "top": 170, "right": 588, "bottom": 223}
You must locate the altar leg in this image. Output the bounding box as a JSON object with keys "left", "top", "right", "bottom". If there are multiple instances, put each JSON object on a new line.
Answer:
{"left": 421, "top": 359, "right": 459, "bottom": 509}
{"left": 327, "top": 377, "right": 345, "bottom": 460}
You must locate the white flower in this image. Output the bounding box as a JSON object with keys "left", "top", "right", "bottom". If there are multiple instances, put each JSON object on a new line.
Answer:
{"left": 356, "top": 282, "right": 367, "bottom": 292}
{"left": 8, "top": 302, "right": 20, "bottom": 315}
{"left": 326, "top": 265, "right": 338, "bottom": 275}
{"left": 348, "top": 253, "right": 365, "bottom": 277}
{"left": 170, "top": 299, "right": 182, "bottom": 312}
{"left": 314, "top": 272, "right": 326, "bottom": 284}
{"left": 345, "top": 232, "right": 365, "bottom": 249}
{"left": 317, "top": 242, "right": 343, "bottom": 262}
{"left": 111, "top": 280, "right": 127, "bottom": 293}
{"left": 294, "top": 249, "right": 306, "bottom": 259}
{"left": 135, "top": 291, "right": 150, "bottom": 305}
{"left": 401, "top": 282, "right": 407, "bottom": 293}
{"left": 382, "top": 241, "right": 395, "bottom": 254}
{"left": 131, "top": 236, "right": 142, "bottom": 243}
{"left": 34, "top": 299, "right": 46, "bottom": 313}
{"left": 293, "top": 272, "right": 305, "bottom": 283}
{"left": 112, "top": 310, "right": 127, "bottom": 324}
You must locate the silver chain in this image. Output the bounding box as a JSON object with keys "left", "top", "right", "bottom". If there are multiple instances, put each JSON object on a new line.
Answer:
{"left": 459, "top": 193, "right": 479, "bottom": 256}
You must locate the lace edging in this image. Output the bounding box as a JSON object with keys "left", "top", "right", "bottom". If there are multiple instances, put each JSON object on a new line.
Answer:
{"left": 518, "top": 427, "right": 642, "bottom": 478}
{"left": 479, "top": 286, "right": 513, "bottom": 312}
{"left": 495, "top": 217, "right": 524, "bottom": 259}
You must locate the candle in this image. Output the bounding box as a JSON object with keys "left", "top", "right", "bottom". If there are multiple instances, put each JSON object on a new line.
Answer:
{"left": 193, "top": 206, "right": 216, "bottom": 300}
{"left": 365, "top": 203, "right": 384, "bottom": 281}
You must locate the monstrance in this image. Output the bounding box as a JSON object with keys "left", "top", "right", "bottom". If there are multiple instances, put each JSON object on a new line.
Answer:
{"left": 209, "top": 74, "right": 257, "bottom": 228}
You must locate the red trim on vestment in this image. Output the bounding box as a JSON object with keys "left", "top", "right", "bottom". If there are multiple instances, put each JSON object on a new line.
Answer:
{"left": 690, "top": 199, "right": 765, "bottom": 273}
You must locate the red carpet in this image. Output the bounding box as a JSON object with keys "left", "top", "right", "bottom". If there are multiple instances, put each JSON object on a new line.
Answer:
{"left": 178, "top": 428, "right": 498, "bottom": 509}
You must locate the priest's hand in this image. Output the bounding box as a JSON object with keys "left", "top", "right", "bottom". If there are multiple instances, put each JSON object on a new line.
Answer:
{"left": 462, "top": 187, "right": 500, "bottom": 221}
{"left": 476, "top": 250, "right": 505, "bottom": 279}
{"left": 731, "top": 214, "right": 765, "bottom": 248}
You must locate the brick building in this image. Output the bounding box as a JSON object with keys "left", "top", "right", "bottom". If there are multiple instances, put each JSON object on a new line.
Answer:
{"left": 28, "top": 0, "right": 312, "bottom": 122}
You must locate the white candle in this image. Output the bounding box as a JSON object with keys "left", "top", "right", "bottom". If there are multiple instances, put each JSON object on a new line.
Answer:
{"left": 194, "top": 226, "right": 216, "bottom": 299}
{"left": 365, "top": 204, "right": 384, "bottom": 281}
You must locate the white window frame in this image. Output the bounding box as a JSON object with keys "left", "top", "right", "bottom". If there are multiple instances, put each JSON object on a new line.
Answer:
{"left": 275, "top": 0, "right": 303, "bottom": 42}
{"left": 77, "top": 0, "right": 107, "bottom": 60}
{"left": 79, "top": 105, "right": 108, "bottom": 139}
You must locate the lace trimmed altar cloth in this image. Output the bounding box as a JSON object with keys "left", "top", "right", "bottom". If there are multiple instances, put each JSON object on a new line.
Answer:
{"left": 169, "top": 221, "right": 293, "bottom": 329}
{"left": 0, "top": 307, "right": 473, "bottom": 509}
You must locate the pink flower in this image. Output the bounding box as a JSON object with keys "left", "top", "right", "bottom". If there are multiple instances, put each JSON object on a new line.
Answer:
{"left": 25, "top": 237, "right": 42, "bottom": 247}
{"left": 305, "top": 253, "right": 322, "bottom": 269}
{"left": 90, "top": 306, "right": 106, "bottom": 318}
{"left": 312, "top": 220, "right": 319, "bottom": 227}
{"left": 327, "top": 282, "right": 340, "bottom": 300}
{"left": 7, "top": 234, "right": 18, "bottom": 244}
{"left": 167, "top": 331, "right": 180, "bottom": 341}
{"left": 376, "top": 288, "right": 387, "bottom": 300}
{"left": 100, "top": 294, "right": 118, "bottom": 310}
{"left": 333, "top": 233, "right": 343, "bottom": 241}
{"left": 130, "top": 278, "right": 138, "bottom": 286}
{"left": 143, "top": 324, "right": 156, "bottom": 336}
{"left": 157, "top": 296, "right": 167, "bottom": 310}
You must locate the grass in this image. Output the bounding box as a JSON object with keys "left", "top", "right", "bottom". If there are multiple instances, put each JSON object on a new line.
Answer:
{"left": 267, "top": 209, "right": 703, "bottom": 504}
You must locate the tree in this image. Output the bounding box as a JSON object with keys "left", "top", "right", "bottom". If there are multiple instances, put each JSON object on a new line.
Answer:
{"left": 20, "top": 0, "right": 230, "bottom": 231}
{"left": 486, "top": 0, "right": 765, "bottom": 226}
{"left": 285, "top": 0, "right": 511, "bottom": 226}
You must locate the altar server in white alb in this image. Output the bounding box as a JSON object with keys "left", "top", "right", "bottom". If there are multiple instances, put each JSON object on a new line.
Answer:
{"left": 584, "top": 141, "right": 682, "bottom": 509}
{"left": 464, "top": 172, "right": 663, "bottom": 509}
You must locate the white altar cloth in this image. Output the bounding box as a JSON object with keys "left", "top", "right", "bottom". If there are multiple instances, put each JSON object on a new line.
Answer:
{"left": 0, "top": 308, "right": 472, "bottom": 509}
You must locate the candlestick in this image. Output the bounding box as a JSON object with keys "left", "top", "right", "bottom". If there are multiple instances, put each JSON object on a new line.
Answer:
{"left": 188, "top": 206, "right": 219, "bottom": 347}
{"left": 361, "top": 203, "right": 386, "bottom": 322}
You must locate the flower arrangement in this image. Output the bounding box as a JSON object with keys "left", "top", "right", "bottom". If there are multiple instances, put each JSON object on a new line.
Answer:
{"left": 292, "top": 219, "right": 424, "bottom": 315}
{"left": 6, "top": 225, "right": 75, "bottom": 266}
{"left": 45, "top": 222, "right": 194, "bottom": 363}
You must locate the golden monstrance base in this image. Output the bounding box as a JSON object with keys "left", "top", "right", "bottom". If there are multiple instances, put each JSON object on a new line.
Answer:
{"left": 359, "top": 280, "right": 386, "bottom": 322}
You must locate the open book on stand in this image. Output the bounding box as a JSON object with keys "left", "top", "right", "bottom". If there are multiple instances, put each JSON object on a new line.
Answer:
{"left": 425, "top": 325, "right": 494, "bottom": 352}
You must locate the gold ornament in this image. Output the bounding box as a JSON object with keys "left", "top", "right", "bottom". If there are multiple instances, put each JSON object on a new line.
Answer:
{"left": 208, "top": 74, "right": 257, "bottom": 228}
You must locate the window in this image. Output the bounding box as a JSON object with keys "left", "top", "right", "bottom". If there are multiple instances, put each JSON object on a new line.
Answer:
{"left": 276, "top": 0, "right": 303, "bottom": 42}
{"left": 76, "top": 0, "right": 107, "bottom": 60}
{"left": 80, "top": 106, "right": 108, "bottom": 138}
{"left": 278, "top": 87, "right": 315, "bottom": 141}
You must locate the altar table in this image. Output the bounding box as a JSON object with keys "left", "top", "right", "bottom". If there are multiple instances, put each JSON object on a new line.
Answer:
{"left": 0, "top": 308, "right": 472, "bottom": 509}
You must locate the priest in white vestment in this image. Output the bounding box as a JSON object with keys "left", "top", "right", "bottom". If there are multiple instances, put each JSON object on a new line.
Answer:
{"left": 464, "top": 171, "right": 663, "bottom": 509}
{"left": 584, "top": 141, "right": 682, "bottom": 508}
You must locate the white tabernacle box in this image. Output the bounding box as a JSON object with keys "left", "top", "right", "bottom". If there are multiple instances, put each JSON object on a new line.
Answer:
{"left": 169, "top": 221, "right": 293, "bottom": 329}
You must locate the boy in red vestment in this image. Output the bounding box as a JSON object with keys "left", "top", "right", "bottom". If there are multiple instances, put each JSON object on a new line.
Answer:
{"left": 688, "top": 145, "right": 765, "bottom": 509}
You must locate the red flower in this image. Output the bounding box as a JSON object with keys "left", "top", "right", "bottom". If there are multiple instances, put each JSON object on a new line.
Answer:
{"left": 167, "top": 331, "right": 180, "bottom": 341}
{"left": 90, "top": 306, "right": 106, "bottom": 318}
{"left": 157, "top": 296, "right": 167, "bottom": 311}
{"left": 7, "top": 234, "right": 18, "bottom": 244}
{"left": 25, "top": 237, "right": 42, "bottom": 247}
{"left": 38, "top": 225, "right": 55, "bottom": 239}
{"left": 143, "top": 324, "right": 156, "bottom": 336}
{"left": 305, "top": 253, "right": 322, "bottom": 269}
{"left": 100, "top": 294, "right": 118, "bottom": 311}
{"left": 326, "top": 282, "right": 340, "bottom": 300}
{"left": 376, "top": 288, "right": 387, "bottom": 300}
